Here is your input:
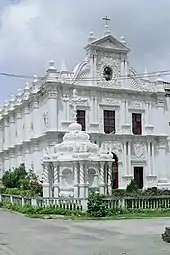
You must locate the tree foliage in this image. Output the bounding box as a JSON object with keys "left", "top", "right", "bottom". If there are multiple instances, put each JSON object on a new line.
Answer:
{"left": 126, "top": 179, "right": 139, "bottom": 193}
{"left": 1, "top": 164, "right": 42, "bottom": 196}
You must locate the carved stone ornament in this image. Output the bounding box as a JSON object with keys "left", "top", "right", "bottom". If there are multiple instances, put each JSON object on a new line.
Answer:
{"left": 101, "top": 141, "right": 122, "bottom": 159}
{"left": 132, "top": 143, "right": 145, "bottom": 160}
{"left": 146, "top": 175, "right": 157, "bottom": 182}
{"left": 128, "top": 100, "right": 145, "bottom": 110}
{"left": 96, "top": 54, "right": 121, "bottom": 86}
{"left": 69, "top": 89, "right": 88, "bottom": 121}
{"left": 99, "top": 97, "right": 119, "bottom": 106}
{"left": 43, "top": 112, "right": 49, "bottom": 127}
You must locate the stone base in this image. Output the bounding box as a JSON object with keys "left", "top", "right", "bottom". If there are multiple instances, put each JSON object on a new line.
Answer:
{"left": 162, "top": 227, "right": 170, "bottom": 243}
{"left": 157, "top": 182, "right": 170, "bottom": 190}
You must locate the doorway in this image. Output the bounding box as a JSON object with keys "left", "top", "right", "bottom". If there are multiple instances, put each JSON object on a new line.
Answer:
{"left": 134, "top": 167, "right": 143, "bottom": 189}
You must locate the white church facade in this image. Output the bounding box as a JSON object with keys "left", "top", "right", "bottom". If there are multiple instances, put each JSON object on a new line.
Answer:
{"left": 0, "top": 21, "right": 170, "bottom": 190}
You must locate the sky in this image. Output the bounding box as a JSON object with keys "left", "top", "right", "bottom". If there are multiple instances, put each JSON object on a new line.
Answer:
{"left": 0, "top": 0, "right": 170, "bottom": 102}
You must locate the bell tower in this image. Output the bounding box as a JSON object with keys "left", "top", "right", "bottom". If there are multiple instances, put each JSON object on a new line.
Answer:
{"left": 84, "top": 17, "right": 130, "bottom": 87}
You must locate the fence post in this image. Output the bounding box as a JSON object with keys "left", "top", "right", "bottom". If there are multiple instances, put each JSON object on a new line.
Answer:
{"left": 21, "top": 197, "right": 25, "bottom": 206}
{"left": 31, "top": 198, "right": 37, "bottom": 207}
{"left": 118, "top": 198, "right": 125, "bottom": 209}
{"left": 10, "top": 195, "right": 13, "bottom": 204}
{"left": 81, "top": 199, "right": 88, "bottom": 211}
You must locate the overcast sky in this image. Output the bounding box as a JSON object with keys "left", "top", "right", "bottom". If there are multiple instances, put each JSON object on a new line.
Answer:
{"left": 0, "top": 0, "right": 170, "bottom": 102}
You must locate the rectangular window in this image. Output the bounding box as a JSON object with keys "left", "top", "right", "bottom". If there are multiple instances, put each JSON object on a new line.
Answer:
{"left": 76, "top": 110, "right": 86, "bottom": 131}
{"left": 134, "top": 167, "right": 143, "bottom": 189}
{"left": 104, "top": 110, "right": 115, "bottom": 134}
{"left": 132, "top": 113, "right": 142, "bottom": 135}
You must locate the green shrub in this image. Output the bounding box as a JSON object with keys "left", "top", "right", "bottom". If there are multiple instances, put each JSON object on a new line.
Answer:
{"left": 126, "top": 179, "right": 139, "bottom": 193}
{"left": 0, "top": 201, "right": 86, "bottom": 217}
{"left": 112, "top": 189, "right": 127, "bottom": 197}
{"left": 0, "top": 188, "right": 41, "bottom": 197}
{"left": 1, "top": 164, "right": 42, "bottom": 196}
{"left": 87, "top": 191, "right": 107, "bottom": 217}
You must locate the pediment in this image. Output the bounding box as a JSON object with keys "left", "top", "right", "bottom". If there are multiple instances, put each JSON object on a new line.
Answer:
{"left": 89, "top": 35, "right": 130, "bottom": 53}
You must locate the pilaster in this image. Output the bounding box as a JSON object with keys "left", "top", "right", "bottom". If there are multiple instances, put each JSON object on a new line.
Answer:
{"left": 79, "top": 162, "right": 85, "bottom": 198}
{"left": 42, "top": 163, "right": 50, "bottom": 197}
{"left": 53, "top": 162, "right": 59, "bottom": 198}
{"left": 73, "top": 162, "right": 79, "bottom": 198}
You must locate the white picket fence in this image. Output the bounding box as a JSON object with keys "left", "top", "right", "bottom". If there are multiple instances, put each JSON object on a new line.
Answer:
{"left": 0, "top": 194, "right": 87, "bottom": 210}
{"left": 104, "top": 195, "right": 170, "bottom": 210}
{"left": 1, "top": 193, "right": 170, "bottom": 211}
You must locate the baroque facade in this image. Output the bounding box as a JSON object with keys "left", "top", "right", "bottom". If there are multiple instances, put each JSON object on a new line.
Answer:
{"left": 0, "top": 22, "right": 170, "bottom": 190}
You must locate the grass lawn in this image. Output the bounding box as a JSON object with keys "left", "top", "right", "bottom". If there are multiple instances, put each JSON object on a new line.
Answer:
{"left": 24, "top": 209, "right": 170, "bottom": 220}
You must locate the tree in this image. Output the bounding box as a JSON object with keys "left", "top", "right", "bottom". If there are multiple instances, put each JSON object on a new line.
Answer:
{"left": 2, "top": 164, "right": 27, "bottom": 188}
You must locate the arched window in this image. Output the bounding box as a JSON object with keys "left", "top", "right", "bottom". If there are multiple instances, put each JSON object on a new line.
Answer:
{"left": 103, "top": 66, "right": 112, "bottom": 81}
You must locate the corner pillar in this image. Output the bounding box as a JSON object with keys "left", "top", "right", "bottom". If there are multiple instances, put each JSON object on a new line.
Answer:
{"left": 42, "top": 163, "right": 50, "bottom": 198}
{"left": 107, "top": 162, "right": 112, "bottom": 196}
{"left": 53, "top": 163, "right": 59, "bottom": 198}
{"left": 79, "top": 162, "right": 85, "bottom": 198}
{"left": 99, "top": 161, "right": 105, "bottom": 195}
{"left": 73, "top": 162, "right": 79, "bottom": 198}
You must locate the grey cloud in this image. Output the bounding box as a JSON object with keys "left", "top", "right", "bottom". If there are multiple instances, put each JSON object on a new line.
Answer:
{"left": 0, "top": 0, "right": 170, "bottom": 102}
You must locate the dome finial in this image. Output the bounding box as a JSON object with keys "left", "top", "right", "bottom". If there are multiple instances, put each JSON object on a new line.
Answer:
{"left": 48, "top": 60, "right": 56, "bottom": 71}
{"left": 156, "top": 72, "right": 163, "bottom": 82}
{"left": 60, "top": 60, "right": 67, "bottom": 73}
{"left": 143, "top": 68, "right": 150, "bottom": 81}
{"left": 88, "top": 31, "right": 95, "bottom": 42}
{"left": 120, "top": 36, "right": 127, "bottom": 45}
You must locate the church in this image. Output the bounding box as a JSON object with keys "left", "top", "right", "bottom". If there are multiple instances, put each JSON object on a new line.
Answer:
{"left": 0, "top": 18, "right": 169, "bottom": 190}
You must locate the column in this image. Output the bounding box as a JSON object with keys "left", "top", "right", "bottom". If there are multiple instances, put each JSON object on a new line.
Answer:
{"left": 108, "top": 162, "right": 112, "bottom": 195}
{"left": 53, "top": 163, "right": 59, "bottom": 198}
{"left": 95, "top": 96, "right": 98, "bottom": 123}
{"left": 59, "top": 167, "right": 62, "bottom": 197}
{"left": 124, "top": 100, "right": 127, "bottom": 123}
{"left": 0, "top": 122, "right": 2, "bottom": 152}
{"left": 128, "top": 142, "right": 131, "bottom": 175}
{"left": 33, "top": 141, "right": 41, "bottom": 177}
{"left": 24, "top": 144, "right": 30, "bottom": 172}
{"left": 48, "top": 94, "right": 57, "bottom": 131}
{"left": 73, "top": 162, "right": 79, "bottom": 198}
{"left": 99, "top": 162, "right": 105, "bottom": 195}
{"left": 4, "top": 117, "right": 9, "bottom": 149}
{"left": 123, "top": 142, "right": 127, "bottom": 176}
{"left": 65, "top": 97, "right": 70, "bottom": 122}
{"left": 147, "top": 142, "right": 151, "bottom": 175}
{"left": 158, "top": 142, "right": 167, "bottom": 182}
{"left": 104, "top": 163, "right": 108, "bottom": 195}
{"left": 16, "top": 111, "right": 22, "bottom": 144}
{"left": 156, "top": 99, "right": 166, "bottom": 134}
{"left": 9, "top": 114, "right": 15, "bottom": 147}
{"left": 151, "top": 143, "right": 155, "bottom": 175}
{"left": 10, "top": 149, "right": 15, "bottom": 169}
{"left": 42, "top": 163, "right": 50, "bottom": 197}
{"left": 149, "top": 102, "right": 152, "bottom": 124}
{"left": 79, "top": 162, "right": 85, "bottom": 198}
{"left": 32, "top": 99, "right": 39, "bottom": 138}
{"left": 145, "top": 102, "right": 149, "bottom": 126}
{"left": 24, "top": 106, "right": 30, "bottom": 141}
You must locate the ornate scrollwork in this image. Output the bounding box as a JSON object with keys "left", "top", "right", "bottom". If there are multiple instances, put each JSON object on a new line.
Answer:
{"left": 132, "top": 143, "right": 145, "bottom": 161}
{"left": 96, "top": 54, "right": 121, "bottom": 86}
{"left": 128, "top": 100, "right": 145, "bottom": 110}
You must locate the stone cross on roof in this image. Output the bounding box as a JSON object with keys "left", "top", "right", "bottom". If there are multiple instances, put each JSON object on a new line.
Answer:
{"left": 102, "top": 16, "right": 110, "bottom": 26}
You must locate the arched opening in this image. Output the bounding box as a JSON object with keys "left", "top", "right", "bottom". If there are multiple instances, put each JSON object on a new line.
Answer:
{"left": 111, "top": 153, "right": 118, "bottom": 189}
{"left": 103, "top": 66, "right": 113, "bottom": 81}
